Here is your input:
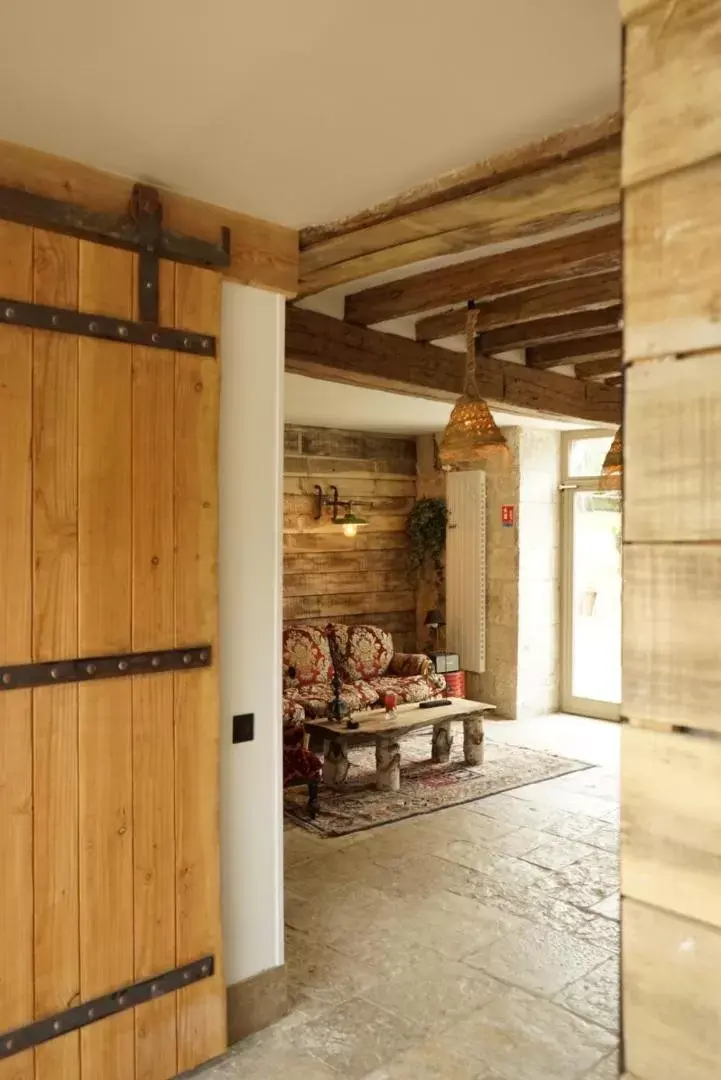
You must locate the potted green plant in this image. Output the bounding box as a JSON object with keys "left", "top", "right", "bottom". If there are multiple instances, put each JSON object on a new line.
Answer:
{"left": 406, "top": 497, "right": 448, "bottom": 583}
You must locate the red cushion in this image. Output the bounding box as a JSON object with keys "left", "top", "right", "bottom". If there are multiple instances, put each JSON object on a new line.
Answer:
{"left": 282, "top": 625, "right": 332, "bottom": 688}
{"left": 334, "top": 624, "right": 394, "bottom": 681}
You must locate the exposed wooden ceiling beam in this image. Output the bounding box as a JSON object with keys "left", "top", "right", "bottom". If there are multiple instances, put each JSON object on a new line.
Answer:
{"left": 345, "top": 223, "right": 621, "bottom": 325}
{"left": 575, "top": 355, "right": 623, "bottom": 379}
{"left": 415, "top": 271, "right": 621, "bottom": 342}
{"left": 298, "top": 114, "right": 621, "bottom": 296}
{"left": 286, "top": 307, "right": 621, "bottom": 425}
{"left": 605, "top": 373, "right": 624, "bottom": 388}
{"left": 527, "top": 331, "right": 623, "bottom": 370}
{"left": 478, "top": 306, "right": 622, "bottom": 353}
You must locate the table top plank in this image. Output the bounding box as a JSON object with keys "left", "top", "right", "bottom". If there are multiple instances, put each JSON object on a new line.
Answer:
{"left": 305, "top": 697, "right": 494, "bottom": 746}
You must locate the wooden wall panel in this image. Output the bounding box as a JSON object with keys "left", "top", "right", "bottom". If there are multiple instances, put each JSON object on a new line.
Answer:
{"left": 0, "top": 222, "right": 34, "bottom": 1080}
{"left": 283, "top": 426, "right": 417, "bottom": 651}
{"left": 131, "top": 260, "right": 177, "bottom": 1080}
{"left": 77, "top": 242, "right": 134, "bottom": 1080}
{"left": 625, "top": 354, "right": 721, "bottom": 542}
{"left": 623, "top": 898, "right": 721, "bottom": 1080}
{"left": 174, "top": 265, "right": 225, "bottom": 1073}
{"left": 32, "top": 229, "right": 80, "bottom": 1080}
{"left": 624, "top": 157, "right": 721, "bottom": 360}
{"left": 625, "top": 0, "right": 721, "bottom": 188}
{"left": 623, "top": 544, "right": 721, "bottom": 732}
{"left": 622, "top": 726, "right": 721, "bottom": 928}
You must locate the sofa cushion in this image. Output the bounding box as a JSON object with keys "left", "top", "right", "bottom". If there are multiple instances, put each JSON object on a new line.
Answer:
{"left": 366, "top": 673, "right": 447, "bottom": 705}
{"left": 283, "top": 697, "right": 305, "bottom": 728}
{"left": 283, "top": 624, "right": 332, "bottom": 688}
{"left": 331, "top": 623, "right": 394, "bottom": 681}
{"left": 284, "top": 680, "right": 378, "bottom": 720}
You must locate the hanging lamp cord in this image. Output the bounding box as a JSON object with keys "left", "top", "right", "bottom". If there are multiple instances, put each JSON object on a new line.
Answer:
{"left": 464, "top": 301, "right": 480, "bottom": 397}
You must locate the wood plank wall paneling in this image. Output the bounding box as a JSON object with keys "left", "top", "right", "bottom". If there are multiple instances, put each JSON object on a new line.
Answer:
{"left": 621, "top": 2, "right": 721, "bottom": 1076}
{"left": 283, "top": 426, "right": 418, "bottom": 651}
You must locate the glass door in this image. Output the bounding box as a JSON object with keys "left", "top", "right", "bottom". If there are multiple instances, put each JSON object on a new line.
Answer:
{"left": 561, "top": 432, "right": 622, "bottom": 721}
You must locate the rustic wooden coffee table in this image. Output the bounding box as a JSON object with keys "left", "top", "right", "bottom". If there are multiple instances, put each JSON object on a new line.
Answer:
{"left": 305, "top": 697, "right": 495, "bottom": 793}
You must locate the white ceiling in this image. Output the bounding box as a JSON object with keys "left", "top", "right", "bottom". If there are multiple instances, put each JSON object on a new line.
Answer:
{"left": 285, "top": 374, "right": 594, "bottom": 434}
{"left": 1, "top": 0, "right": 621, "bottom": 228}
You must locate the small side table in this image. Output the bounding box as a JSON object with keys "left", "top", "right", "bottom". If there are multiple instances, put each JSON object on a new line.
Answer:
{"left": 427, "top": 652, "right": 465, "bottom": 698}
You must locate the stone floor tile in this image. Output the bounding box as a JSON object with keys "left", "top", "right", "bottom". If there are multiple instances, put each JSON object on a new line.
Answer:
{"left": 582, "top": 1050, "right": 620, "bottom": 1079}
{"left": 436, "top": 842, "right": 561, "bottom": 894}
{"left": 510, "top": 783, "right": 614, "bottom": 820}
{"left": 370, "top": 954, "right": 504, "bottom": 1035}
{"left": 423, "top": 805, "right": 522, "bottom": 844}
{"left": 465, "top": 923, "right": 611, "bottom": 996}
{"left": 523, "top": 837, "right": 598, "bottom": 871}
{"left": 437, "top": 987, "right": 617, "bottom": 1080}
{"left": 582, "top": 822, "right": 620, "bottom": 855}
{"left": 549, "top": 852, "right": 619, "bottom": 911}
{"left": 364, "top": 1035, "right": 506, "bottom": 1079}
{"left": 590, "top": 893, "right": 620, "bottom": 921}
{"left": 568, "top": 914, "right": 620, "bottom": 954}
{"left": 407, "top": 889, "right": 531, "bottom": 960}
{"left": 554, "top": 957, "right": 620, "bottom": 1034}
{"left": 286, "top": 995, "right": 419, "bottom": 1078}
{"left": 465, "top": 793, "right": 562, "bottom": 830}
{"left": 286, "top": 927, "right": 381, "bottom": 1018}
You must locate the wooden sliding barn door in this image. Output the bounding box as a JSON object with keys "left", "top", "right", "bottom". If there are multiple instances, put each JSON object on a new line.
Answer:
{"left": 0, "top": 221, "right": 225, "bottom": 1080}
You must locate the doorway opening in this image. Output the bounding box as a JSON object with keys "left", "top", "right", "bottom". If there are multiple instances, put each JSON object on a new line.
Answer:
{"left": 560, "top": 431, "right": 622, "bottom": 721}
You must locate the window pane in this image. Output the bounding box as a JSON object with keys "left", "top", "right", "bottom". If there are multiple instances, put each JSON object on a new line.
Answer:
{"left": 568, "top": 435, "right": 614, "bottom": 478}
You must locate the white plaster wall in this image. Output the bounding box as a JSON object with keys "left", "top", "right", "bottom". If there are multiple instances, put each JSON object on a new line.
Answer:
{"left": 219, "top": 282, "right": 285, "bottom": 985}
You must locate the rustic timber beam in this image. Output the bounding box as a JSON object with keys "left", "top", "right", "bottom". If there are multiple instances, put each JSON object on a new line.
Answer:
{"left": 0, "top": 139, "right": 298, "bottom": 296}
{"left": 286, "top": 307, "right": 621, "bottom": 425}
{"left": 415, "top": 271, "right": 621, "bottom": 342}
{"left": 527, "top": 331, "right": 623, "bottom": 370}
{"left": 298, "top": 113, "right": 620, "bottom": 295}
{"left": 345, "top": 223, "right": 621, "bottom": 325}
{"left": 575, "top": 355, "right": 623, "bottom": 379}
{"left": 605, "top": 374, "right": 624, "bottom": 388}
{"left": 478, "top": 306, "right": 622, "bottom": 353}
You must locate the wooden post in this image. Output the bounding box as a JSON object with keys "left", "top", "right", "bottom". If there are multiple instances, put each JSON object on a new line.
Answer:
{"left": 621, "top": 3, "right": 721, "bottom": 1077}
{"left": 323, "top": 740, "right": 350, "bottom": 788}
{"left": 375, "top": 737, "right": 401, "bottom": 791}
{"left": 431, "top": 720, "right": 453, "bottom": 763}
{"left": 463, "top": 716, "right": 484, "bottom": 766}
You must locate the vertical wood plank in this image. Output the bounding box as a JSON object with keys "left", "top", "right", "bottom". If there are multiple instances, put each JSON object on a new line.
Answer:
{"left": 174, "top": 264, "right": 226, "bottom": 1071}
{"left": 0, "top": 222, "right": 34, "bottom": 1080}
{"left": 32, "top": 230, "right": 80, "bottom": 1080}
{"left": 131, "top": 260, "right": 177, "bottom": 1080}
{"left": 78, "top": 241, "right": 134, "bottom": 1080}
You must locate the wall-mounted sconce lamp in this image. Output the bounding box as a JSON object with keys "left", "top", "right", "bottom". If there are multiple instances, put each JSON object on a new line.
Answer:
{"left": 314, "top": 484, "right": 368, "bottom": 539}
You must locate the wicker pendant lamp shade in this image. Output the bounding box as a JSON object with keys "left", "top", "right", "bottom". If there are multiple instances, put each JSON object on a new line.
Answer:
{"left": 600, "top": 425, "right": 623, "bottom": 490}
{"left": 438, "top": 304, "right": 509, "bottom": 469}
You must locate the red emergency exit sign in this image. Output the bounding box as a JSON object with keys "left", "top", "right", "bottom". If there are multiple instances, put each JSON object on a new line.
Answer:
{"left": 501, "top": 504, "right": 515, "bottom": 527}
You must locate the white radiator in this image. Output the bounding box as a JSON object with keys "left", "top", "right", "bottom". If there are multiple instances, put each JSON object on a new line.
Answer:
{"left": 445, "top": 470, "right": 487, "bottom": 674}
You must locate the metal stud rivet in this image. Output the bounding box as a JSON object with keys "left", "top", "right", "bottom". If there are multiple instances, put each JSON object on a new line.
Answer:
{"left": 89, "top": 322, "right": 98, "bottom": 333}
{"left": 118, "top": 326, "right": 128, "bottom": 338}
{"left": 183, "top": 971, "right": 190, "bottom": 981}
{"left": 151, "top": 656, "right": 161, "bottom": 668}
{"left": 201, "top": 963, "right": 209, "bottom": 975}
{"left": 87, "top": 1008, "right": 94, "bottom": 1020}
{"left": 202, "top": 338, "right": 210, "bottom": 349}
{"left": 199, "top": 650, "right": 209, "bottom": 662}
{"left": 2, "top": 673, "right": 11, "bottom": 686}
{"left": 51, "top": 667, "right": 60, "bottom": 679}
{"left": 5, "top": 307, "right": 14, "bottom": 318}
{"left": 117, "top": 995, "right": 125, "bottom": 1007}
{"left": 151, "top": 333, "right": 160, "bottom": 344}
{"left": 5, "top": 1039, "right": 13, "bottom": 1051}
{"left": 53, "top": 1021, "right": 61, "bottom": 1032}
{"left": 51, "top": 315, "right": 60, "bottom": 326}
{"left": 86, "top": 663, "right": 96, "bottom": 675}
{"left": 118, "top": 660, "right": 128, "bottom": 671}
{"left": 183, "top": 337, "right": 191, "bottom": 348}
{"left": 150, "top": 983, "right": 158, "bottom": 994}
{"left": 183, "top": 653, "right": 192, "bottom": 665}
{"left": 144, "top": 280, "right": 153, "bottom": 290}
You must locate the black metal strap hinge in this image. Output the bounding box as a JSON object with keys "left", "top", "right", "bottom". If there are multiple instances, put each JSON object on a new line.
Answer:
{"left": 0, "top": 955, "right": 214, "bottom": 1059}
{"left": 0, "top": 183, "right": 230, "bottom": 271}
{"left": 0, "top": 645, "right": 211, "bottom": 692}
{"left": 0, "top": 297, "right": 216, "bottom": 356}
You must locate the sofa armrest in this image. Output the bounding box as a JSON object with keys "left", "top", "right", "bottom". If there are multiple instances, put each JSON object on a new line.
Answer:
{"left": 388, "top": 652, "right": 432, "bottom": 677}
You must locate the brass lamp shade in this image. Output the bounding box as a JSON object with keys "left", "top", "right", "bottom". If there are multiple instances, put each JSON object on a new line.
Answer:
{"left": 600, "top": 426, "right": 623, "bottom": 490}
{"left": 438, "top": 304, "right": 509, "bottom": 470}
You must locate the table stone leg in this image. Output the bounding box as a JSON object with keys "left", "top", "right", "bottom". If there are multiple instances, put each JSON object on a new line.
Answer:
{"left": 323, "top": 740, "right": 350, "bottom": 788}
{"left": 375, "top": 737, "right": 401, "bottom": 791}
{"left": 463, "top": 715, "right": 485, "bottom": 765}
{"left": 431, "top": 719, "right": 453, "bottom": 763}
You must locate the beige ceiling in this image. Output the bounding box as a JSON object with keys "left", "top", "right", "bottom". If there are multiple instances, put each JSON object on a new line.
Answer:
{"left": 1, "top": 0, "right": 620, "bottom": 228}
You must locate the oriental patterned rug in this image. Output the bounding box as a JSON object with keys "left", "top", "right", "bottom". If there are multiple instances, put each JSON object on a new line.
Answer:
{"left": 284, "top": 732, "right": 591, "bottom": 838}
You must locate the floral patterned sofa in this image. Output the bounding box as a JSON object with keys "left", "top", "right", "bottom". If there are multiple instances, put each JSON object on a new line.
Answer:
{"left": 282, "top": 622, "right": 446, "bottom": 724}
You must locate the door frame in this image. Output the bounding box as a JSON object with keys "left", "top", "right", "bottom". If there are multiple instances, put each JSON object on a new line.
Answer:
{"left": 560, "top": 429, "right": 622, "bottom": 722}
